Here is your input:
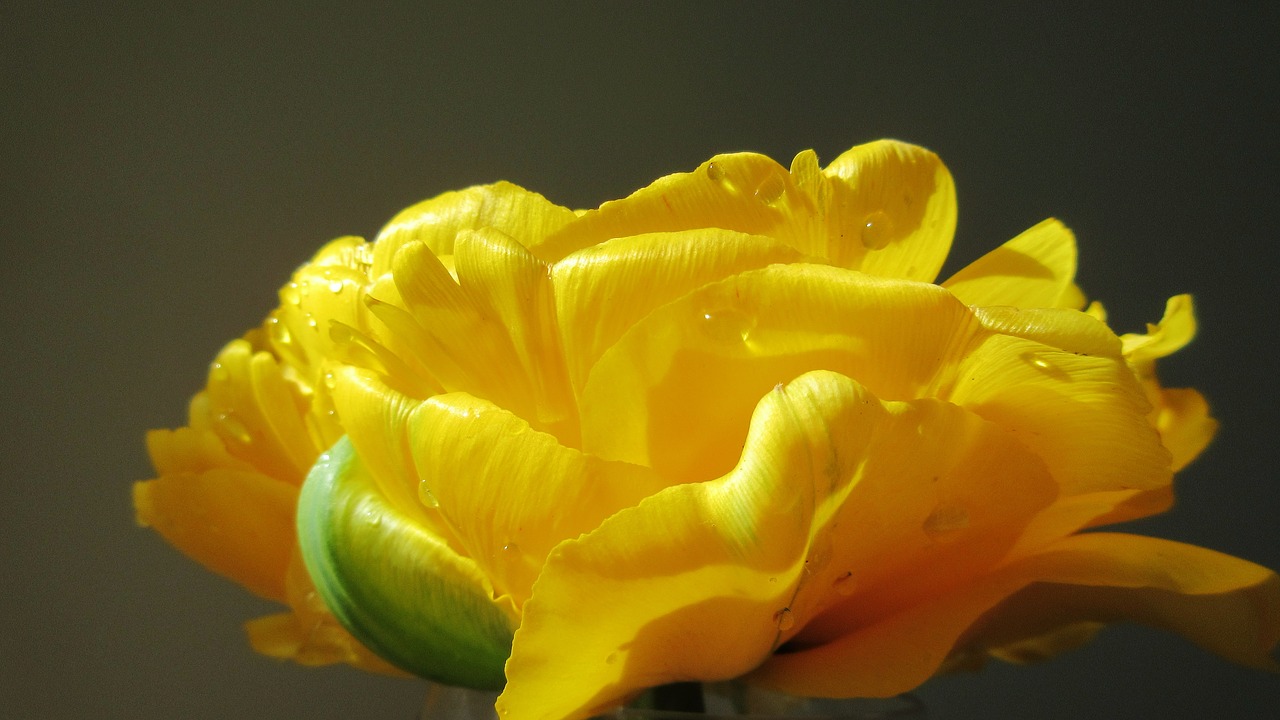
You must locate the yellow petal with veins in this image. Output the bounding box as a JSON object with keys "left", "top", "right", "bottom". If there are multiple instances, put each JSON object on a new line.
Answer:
{"left": 499, "top": 371, "right": 1055, "bottom": 720}
{"left": 942, "top": 218, "right": 1078, "bottom": 308}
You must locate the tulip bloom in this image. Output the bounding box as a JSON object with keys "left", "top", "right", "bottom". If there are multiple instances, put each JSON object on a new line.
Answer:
{"left": 135, "top": 141, "right": 1278, "bottom": 720}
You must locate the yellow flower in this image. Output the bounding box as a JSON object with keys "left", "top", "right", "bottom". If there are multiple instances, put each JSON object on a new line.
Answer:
{"left": 134, "top": 141, "right": 1279, "bottom": 720}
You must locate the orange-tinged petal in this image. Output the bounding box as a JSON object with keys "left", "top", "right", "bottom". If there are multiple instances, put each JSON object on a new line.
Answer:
{"left": 133, "top": 468, "right": 297, "bottom": 602}
{"left": 1154, "top": 387, "right": 1218, "bottom": 472}
{"left": 753, "top": 533, "right": 1279, "bottom": 697}
{"left": 406, "top": 391, "right": 667, "bottom": 610}
{"left": 371, "top": 182, "right": 578, "bottom": 273}
{"left": 818, "top": 140, "right": 957, "bottom": 281}
{"left": 551, "top": 229, "right": 803, "bottom": 392}
{"left": 499, "top": 371, "right": 1055, "bottom": 720}
{"left": 942, "top": 218, "right": 1078, "bottom": 308}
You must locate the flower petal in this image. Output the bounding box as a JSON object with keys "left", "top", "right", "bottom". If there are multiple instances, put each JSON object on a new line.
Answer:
{"left": 296, "top": 436, "right": 516, "bottom": 690}
{"left": 534, "top": 152, "right": 822, "bottom": 262}
{"left": 942, "top": 218, "right": 1078, "bottom": 308}
{"left": 406, "top": 392, "right": 667, "bottom": 609}
{"left": 372, "top": 182, "right": 578, "bottom": 273}
{"left": 552, "top": 229, "right": 803, "bottom": 391}
{"left": 133, "top": 468, "right": 297, "bottom": 602}
{"left": 817, "top": 140, "right": 957, "bottom": 281}
{"left": 578, "top": 264, "right": 980, "bottom": 484}
{"left": 498, "top": 371, "right": 1056, "bottom": 720}
{"left": 752, "top": 533, "right": 1279, "bottom": 697}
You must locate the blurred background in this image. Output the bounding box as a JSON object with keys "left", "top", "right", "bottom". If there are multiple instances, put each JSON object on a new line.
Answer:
{"left": 4, "top": 2, "right": 1277, "bottom": 718}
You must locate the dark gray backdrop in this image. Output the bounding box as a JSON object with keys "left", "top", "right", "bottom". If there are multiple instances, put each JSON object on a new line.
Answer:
{"left": 4, "top": 3, "right": 1277, "bottom": 718}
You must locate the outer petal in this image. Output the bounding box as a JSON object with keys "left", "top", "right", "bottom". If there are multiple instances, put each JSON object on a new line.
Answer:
{"left": 497, "top": 371, "right": 1056, "bottom": 720}
{"left": 296, "top": 437, "right": 516, "bottom": 690}
{"left": 941, "top": 218, "right": 1078, "bottom": 308}
{"left": 533, "top": 152, "right": 823, "bottom": 263}
{"left": 371, "top": 181, "right": 578, "bottom": 272}
{"left": 133, "top": 468, "right": 297, "bottom": 602}
{"left": 817, "top": 140, "right": 957, "bottom": 281}
{"left": 753, "top": 534, "right": 1280, "bottom": 697}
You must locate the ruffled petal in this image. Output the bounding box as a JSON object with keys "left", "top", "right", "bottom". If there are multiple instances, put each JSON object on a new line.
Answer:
{"left": 133, "top": 468, "right": 297, "bottom": 602}
{"left": 951, "top": 307, "right": 1171, "bottom": 498}
{"left": 406, "top": 392, "right": 667, "bottom": 610}
{"left": 942, "top": 218, "right": 1078, "bottom": 308}
{"left": 578, "top": 264, "right": 980, "bottom": 485}
{"left": 817, "top": 140, "right": 957, "bottom": 281}
{"left": 498, "top": 371, "right": 1056, "bottom": 720}
{"left": 296, "top": 437, "right": 516, "bottom": 690}
{"left": 552, "top": 229, "right": 802, "bottom": 391}
{"left": 752, "top": 533, "right": 1279, "bottom": 697}
{"left": 372, "top": 182, "right": 578, "bottom": 273}
{"left": 534, "top": 151, "right": 822, "bottom": 263}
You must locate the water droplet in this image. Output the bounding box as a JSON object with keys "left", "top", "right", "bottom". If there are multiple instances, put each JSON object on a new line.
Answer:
{"left": 281, "top": 283, "right": 302, "bottom": 306}
{"left": 699, "top": 306, "right": 756, "bottom": 344}
{"left": 501, "top": 542, "right": 520, "bottom": 555}
{"left": 328, "top": 280, "right": 344, "bottom": 294}
{"left": 208, "top": 362, "right": 228, "bottom": 383}
{"left": 215, "top": 412, "right": 252, "bottom": 444}
{"left": 923, "top": 503, "right": 970, "bottom": 542}
{"left": 366, "top": 511, "right": 382, "bottom": 528}
{"left": 706, "top": 161, "right": 726, "bottom": 183}
{"left": 833, "top": 571, "right": 857, "bottom": 596}
{"left": 317, "top": 452, "right": 331, "bottom": 463}
{"left": 773, "top": 607, "right": 795, "bottom": 631}
{"left": 418, "top": 480, "right": 439, "bottom": 508}
{"left": 753, "top": 173, "right": 786, "bottom": 205}
{"left": 268, "top": 317, "right": 292, "bottom": 346}
{"left": 859, "top": 210, "right": 896, "bottom": 250}
{"left": 305, "top": 313, "right": 319, "bottom": 330}
{"left": 768, "top": 576, "right": 778, "bottom": 584}
{"left": 322, "top": 371, "right": 337, "bottom": 390}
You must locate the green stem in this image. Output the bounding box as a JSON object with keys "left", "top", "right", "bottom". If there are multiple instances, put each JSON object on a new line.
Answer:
{"left": 651, "top": 682, "right": 706, "bottom": 714}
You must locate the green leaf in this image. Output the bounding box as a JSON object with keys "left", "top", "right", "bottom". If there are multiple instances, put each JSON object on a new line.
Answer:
{"left": 297, "top": 436, "right": 515, "bottom": 690}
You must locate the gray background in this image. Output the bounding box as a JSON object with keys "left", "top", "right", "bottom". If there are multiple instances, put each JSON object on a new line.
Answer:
{"left": 4, "top": 2, "right": 1278, "bottom": 718}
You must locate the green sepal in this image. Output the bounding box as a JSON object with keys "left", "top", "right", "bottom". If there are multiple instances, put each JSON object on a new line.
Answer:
{"left": 297, "top": 436, "right": 514, "bottom": 690}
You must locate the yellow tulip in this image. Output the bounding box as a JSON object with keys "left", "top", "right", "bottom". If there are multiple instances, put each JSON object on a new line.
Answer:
{"left": 134, "top": 141, "right": 1278, "bottom": 720}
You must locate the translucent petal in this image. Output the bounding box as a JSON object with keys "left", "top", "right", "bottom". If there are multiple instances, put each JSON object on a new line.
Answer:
{"left": 819, "top": 140, "right": 957, "bottom": 281}
{"left": 497, "top": 371, "right": 1055, "bottom": 720}
{"left": 942, "top": 218, "right": 1078, "bottom": 308}
{"left": 1122, "top": 294, "right": 1197, "bottom": 364}
{"left": 753, "top": 533, "right": 1279, "bottom": 697}
{"left": 1154, "top": 387, "right": 1218, "bottom": 472}
{"left": 133, "top": 468, "right": 297, "bottom": 602}
{"left": 297, "top": 437, "right": 515, "bottom": 690}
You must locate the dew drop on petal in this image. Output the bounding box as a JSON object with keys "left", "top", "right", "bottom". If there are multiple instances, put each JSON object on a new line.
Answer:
{"left": 923, "top": 503, "right": 970, "bottom": 542}
{"left": 268, "top": 317, "right": 292, "bottom": 346}
{"left": 281, "top": 282, "right": 302, "bottom": 306}
{"left": 754, "top": 172, "right": 786, "bottom": 206}
{"left": 773, "top": 607, "right": 795, "bottom": 631}
{"left": 859, "top": 210, "right": 896, "bottom": 250}
{"left": 208, "top": 361, "right": 229, "bottom": 383}
{"left": 328, "top": 280, "right": 344, "bottom": 294}
{"left": 706, "top": 161, "right": 726, "bottom": 183}
{"left": 418, "top": 480, "right": 439, "bottom": 508}
{"left": 699, "top": 306, "right": 757, "bottom": 344}
{"left": 833, "top": 571, "right": 857, "bottom": 596}
{"left": 215, "top": 412, "right": 252, "bottom": 445}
